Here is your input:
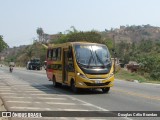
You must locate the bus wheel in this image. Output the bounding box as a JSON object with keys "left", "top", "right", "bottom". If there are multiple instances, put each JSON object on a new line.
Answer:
{"left": 102, "top": 87, "right": 110, "bottom": 93}
{"left": 52, "top": 76, "right": 58, "bottom": 87}
{"left": 71, "top": 80, "right": 78, "bottom": 93}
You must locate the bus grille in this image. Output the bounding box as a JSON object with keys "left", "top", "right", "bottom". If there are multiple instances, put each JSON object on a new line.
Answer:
{"left": 84, "top": 82, "right": 110, "bottom": 86}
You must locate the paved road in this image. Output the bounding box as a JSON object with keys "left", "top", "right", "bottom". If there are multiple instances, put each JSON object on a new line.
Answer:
{"left": 0, "top": 67, "right": 160, "bottom": 120}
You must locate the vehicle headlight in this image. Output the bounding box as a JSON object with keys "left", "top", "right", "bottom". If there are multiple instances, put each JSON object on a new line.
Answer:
{"left": 109, "top": 73, "right": 114, "bottom": 78}
{"left": 77, "top": 82, "right": 84, "bottom": 86}
{"left": 77, "top": 72, "right": 86, "bottom": 78}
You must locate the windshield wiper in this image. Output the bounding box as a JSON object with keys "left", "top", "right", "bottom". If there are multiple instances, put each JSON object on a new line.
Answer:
{"left": 87, "top": 49, "right": 94, "bottom": 68}
{"left": 95, "top": 51, "right": 105, "bottom": 67}
{"left": 77, "top": 61, "right": 87, "bottom": 67}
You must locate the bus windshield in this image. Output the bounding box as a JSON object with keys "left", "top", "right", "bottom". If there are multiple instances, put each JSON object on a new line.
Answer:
{"left": 74, "top": 44, "right": 111, "bottom": 67}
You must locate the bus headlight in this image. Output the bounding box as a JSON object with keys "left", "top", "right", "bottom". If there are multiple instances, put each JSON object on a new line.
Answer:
{"left": 77, "top": 82, "right": 84, "bottom": 86}
{"left": 77, "top": 73, "right": 86, "bottom": 78}
{"left": 109, "top": 73, "right": 114, "bottom": 78}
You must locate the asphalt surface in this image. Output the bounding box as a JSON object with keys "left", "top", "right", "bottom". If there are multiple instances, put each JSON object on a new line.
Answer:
{"left": 0, "top": 66, "right": 160, "bottom": 120}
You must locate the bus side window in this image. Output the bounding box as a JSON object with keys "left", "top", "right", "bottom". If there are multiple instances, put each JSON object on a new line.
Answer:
{"left": 52, "top": 48, "right": 61, "bottom": 61}
{"left": 57, "top": 48, "right": 61, "bottom": 61}
{"left": 47, "top": 49, "right": 53, "bottom": 60}
{"left": 52, "top": 49, "right": 56, "bottom": 60}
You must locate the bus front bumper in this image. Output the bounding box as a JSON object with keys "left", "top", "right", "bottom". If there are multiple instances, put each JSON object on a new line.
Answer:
{"left": 75, "top": 75, "right": 114, "bottom": 89}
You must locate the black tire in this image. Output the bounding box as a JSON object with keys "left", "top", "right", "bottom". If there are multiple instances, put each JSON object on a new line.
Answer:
{"left": 57, "top": 82, "right": 62, "bottom": 87}
{"left": 29, "top": 65, "right": 32, "bottom": 70}
{"left": 52, "top": 76, "right": 62, "bottom": 87}
{"left": 102, "top": 87, "right": 110, "bottom": 93}
{"left": 37, "top": 68, "right": 40, "bottom": 70}
{"left": 10, "top": 69, "right": 12, "bottom": 73}
{"left": 30, "top": 65, "right": 32, "bottom": 70}
{"left": 71, "top": 80, "right": 79, "bottom": 93}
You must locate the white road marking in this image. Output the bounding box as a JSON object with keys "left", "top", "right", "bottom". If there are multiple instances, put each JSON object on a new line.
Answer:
{"left": 30, "top": 94, "right": 53, "bottom": 95}
{"left": 6, "top": 101, "right": 31, "bottom": 103}
{"left": 0, "top": 87, "right": 10, "bottom": 88}
{"left": 0, "top": 90, "right": 11, "bottom": 91}
{"left": 16, "top": 88, "right": 50, "bottom": 90}
{"left": 75, "top": 118, "right": 106, "bottom": 120}
{"left": 46, "top": 102, "right": 93, "bottom": 106}
{"left": 37, "top": 97, "right": 67, "bottom": 100}
{"left": 6, "top": 101, "right": 42, "bottom": 104}
{"left": 34, "top": 102, "right": 41, "bottom": 104}
{"left": 0, "top": 75, "right": 11, "bottom": 77}
{"left": 0, "top": 77, "right": 12, "bottom": 79}
{"left": 0, "top": 93, "right": 16, "bottom": 94}
{"left": 11, "top": 85, "right": 33, "bottom": 87}
{"left": 68, "top": 96, "right": 108, "bottom": 111}
{"left": 24, "top": 91, "right": 44, "bottom": 93}
{"left": 3, "top": 96, "right": 32, "bottom": 99}
{"left": 0, "top": 86, "right": 11, "bottom": 90}
{"left": 46, "top": 102, "right": 76, "bottom": 105}
{"left": 62, "top": 109, "right": 89, "bottom": 111}
{"left": 10, "top": 107, "right": 52, "bottom": 110}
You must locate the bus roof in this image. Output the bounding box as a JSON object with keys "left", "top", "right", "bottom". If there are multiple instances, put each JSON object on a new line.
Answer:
{"left": 47, "top": 42, "right": 106, "bottom": 49}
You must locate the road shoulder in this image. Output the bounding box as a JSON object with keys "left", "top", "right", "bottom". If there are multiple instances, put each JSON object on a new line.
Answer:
{"left": 0, "top": 97, "right": 8, "bottom": 120}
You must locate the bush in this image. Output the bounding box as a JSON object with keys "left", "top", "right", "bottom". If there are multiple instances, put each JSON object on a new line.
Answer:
{"left": 137, "top": 55, "right": 160, "bottom": 80}
{"left": 150, "top": 71, "right": 160, "bottom": 80}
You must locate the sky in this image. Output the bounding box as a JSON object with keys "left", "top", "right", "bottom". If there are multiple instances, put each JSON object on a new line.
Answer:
{"left": 0, "top": 0, "right": 160, "bottom": 47}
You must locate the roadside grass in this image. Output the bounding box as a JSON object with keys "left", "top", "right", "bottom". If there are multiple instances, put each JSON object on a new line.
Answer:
{"left": 115, "top": 69, "right": 160, "bottom": 84}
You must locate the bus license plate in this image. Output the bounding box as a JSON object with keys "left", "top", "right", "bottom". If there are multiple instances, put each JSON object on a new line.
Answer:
{"left": 95, "top": 80, "right": 102, "bottom": 83}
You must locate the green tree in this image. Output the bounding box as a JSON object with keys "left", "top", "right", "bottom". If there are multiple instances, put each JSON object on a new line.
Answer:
{"left": 36, "top": 27, "right": 44, "bottom": 42}
{"left": 138, "top": 39, "right": 153, "bottom": 52}
{"left": 65, "top": 26, "right": 78, "bottom": 34}
{"left": 53, "top": 31, "right": 102, "bottom": 44}
{"left": 137, "top": 55, "right": 160, "bottom": 80}
{"left": 104, "top": 38, "right": 113, "bottom": 51}
{"left": 25, "top": 46, "right": 34, "bottom": 60}
{"left": 0, "top": 35, "right": 9, "bottom": 52}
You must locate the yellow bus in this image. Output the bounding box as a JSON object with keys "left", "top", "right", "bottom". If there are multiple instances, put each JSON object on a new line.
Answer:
{"left": 45, "top": 42, "right": 114, "bottom": 93}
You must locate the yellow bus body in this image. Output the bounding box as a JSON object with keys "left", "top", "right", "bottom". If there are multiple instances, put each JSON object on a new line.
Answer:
{"left": 46, "top": 42, "right": 114, "bottom": 93}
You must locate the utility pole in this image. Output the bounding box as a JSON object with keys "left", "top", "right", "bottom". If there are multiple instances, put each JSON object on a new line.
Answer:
{"left": 113, "top": 35, "right": 116, "bottom": 74}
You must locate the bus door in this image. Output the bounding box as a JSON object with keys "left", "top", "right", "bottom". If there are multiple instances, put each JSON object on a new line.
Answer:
{"left": 46, "top": 49, "right": 54, "bottom": 80}
{"left": 63, "top": 49, "right": 68, "bottom": 83}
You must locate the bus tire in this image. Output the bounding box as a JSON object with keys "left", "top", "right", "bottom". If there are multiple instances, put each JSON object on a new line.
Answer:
{"left": 71, "top": 80, "right": 79, "bottom": 93}
{"left": 52, "top": 76, "right": 58, "bottom": 87}
{"left": 57, "top": 82, "right": 62, "bottom": 87}
{"left": 102, "top": 87, "right": 110, "bottom": 93}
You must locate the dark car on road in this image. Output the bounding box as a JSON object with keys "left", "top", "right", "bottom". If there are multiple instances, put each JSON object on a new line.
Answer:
{"left": 26, "top": 58, "right": 42, "bottom": 70}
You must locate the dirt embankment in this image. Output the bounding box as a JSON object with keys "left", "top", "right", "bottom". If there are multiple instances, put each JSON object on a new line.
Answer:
{"left": 0, "top": 98, "right": 8, "bottom": 120}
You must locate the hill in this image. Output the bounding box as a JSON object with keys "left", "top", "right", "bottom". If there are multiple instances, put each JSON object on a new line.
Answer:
{"left": 101, "top": 24, "right": 160, "bottom": 43}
